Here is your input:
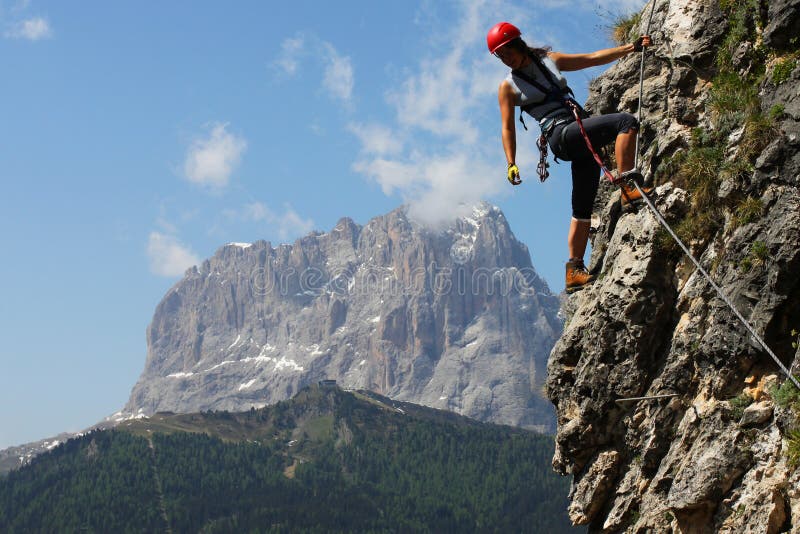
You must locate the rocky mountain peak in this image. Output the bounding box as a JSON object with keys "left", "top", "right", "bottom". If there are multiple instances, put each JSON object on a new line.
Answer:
{"left": 124, "top": 202, "right": 561, "bottom": 432}
{"left": 546, "top": 0, "right": 800, "bottom": 531}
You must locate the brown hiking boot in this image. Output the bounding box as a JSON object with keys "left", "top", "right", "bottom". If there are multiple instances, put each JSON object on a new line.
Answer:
{"left": 565, "top": 258, "right": 595, "bottom": 294}
{"left": 616, "top": 169, "right": 654, "bottom": 211}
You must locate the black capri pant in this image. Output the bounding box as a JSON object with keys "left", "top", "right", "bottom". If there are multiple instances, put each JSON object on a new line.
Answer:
{"left": 549, "top": 112, "right": 639, "bottom": 221}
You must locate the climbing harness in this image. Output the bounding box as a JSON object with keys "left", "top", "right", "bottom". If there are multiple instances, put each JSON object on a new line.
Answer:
{"left": 512, "top": 58, "right": 586, "bottom": 182}
{"left": 625, "top": 0, "right": 800, "bottom": 390}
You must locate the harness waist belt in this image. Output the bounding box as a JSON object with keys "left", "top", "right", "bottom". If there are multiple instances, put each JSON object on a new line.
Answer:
{"left": 540, "top": 112, "right": 574, "bottom": 138}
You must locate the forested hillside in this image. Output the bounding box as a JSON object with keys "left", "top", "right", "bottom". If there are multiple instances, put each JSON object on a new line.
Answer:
{"left": 0, "top": 386, "right": 578, "bottom": 532}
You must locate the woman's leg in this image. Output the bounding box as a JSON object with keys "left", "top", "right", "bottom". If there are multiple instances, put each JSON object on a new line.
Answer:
{"left": 557, "top": 112, "right": 640, "bottom": 291}
{"left": 568, "top": 218, "right": 591, "bottom": 259}
{"left": 615, "top": 128, "right": 638, "bottom": 173}
{"left": 570, "top": 155, "right": 600, "bottom": 259}
{"left": 564, "top": 156, "right": 600, "bottom": 292}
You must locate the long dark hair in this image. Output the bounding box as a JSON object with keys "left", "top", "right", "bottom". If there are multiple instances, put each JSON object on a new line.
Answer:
{"left": 507, "top": 37, "right": 551, "bottom": 59}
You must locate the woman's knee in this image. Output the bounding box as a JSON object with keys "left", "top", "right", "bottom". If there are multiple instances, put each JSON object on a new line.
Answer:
{"left": 618, "top": 113, "right": 639, "bottom": 134}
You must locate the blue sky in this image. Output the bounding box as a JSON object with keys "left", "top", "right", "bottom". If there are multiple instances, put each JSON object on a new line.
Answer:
{"left": 0, "top": 0, "right": 646, "bottom": 449}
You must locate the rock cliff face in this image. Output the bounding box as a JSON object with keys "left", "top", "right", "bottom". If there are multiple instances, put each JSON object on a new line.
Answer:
{"left": 124, "top": 203, "right": 561, "bottom": 432}
{"left": 546, "top": 0, "right": 800, "bottom": 531}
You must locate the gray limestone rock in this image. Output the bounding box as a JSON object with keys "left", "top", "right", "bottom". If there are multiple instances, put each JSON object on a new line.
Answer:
{"left": 763, "top": 0, "right": 800, "bottom": 51}
{"left": 740, "top": 400, "right": 774, "bottom": 427}
{"left": 568, "top": 449, "right": 622, "bottom": 525}
{"left": 547, "top": 0, "right": 800, "bottom": 531}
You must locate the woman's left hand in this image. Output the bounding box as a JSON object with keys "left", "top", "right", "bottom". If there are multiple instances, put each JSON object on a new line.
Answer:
{"left": 633, "top": 35, "right": 652, "bottom": 52}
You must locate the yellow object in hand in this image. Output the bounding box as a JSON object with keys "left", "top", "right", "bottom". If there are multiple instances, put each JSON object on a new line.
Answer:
{"left": 507, "top": 163, "right": 521, "bottom": 185}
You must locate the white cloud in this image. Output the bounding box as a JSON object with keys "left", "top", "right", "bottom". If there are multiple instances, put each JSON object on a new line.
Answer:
{"left": 276, "top": 206, "right": 316, "bottom": 240}
{"left": 183, "top": 123, "right": 247, "bottom": 189}
{"left": 275, "top": 35, "right": 304, "bottom": 75}
{"left": 391, "top": 51, "right": 476, "bottom": 144}
{"left": 353, "top": 148, "right": 503, "bottom": 228}
{"left": 12, "top": 0, "right": 32, "bottom": 13}
{"left": 322, "top": 43, "right": 354, "bottom": 104}
{"left": 273, "top": 33, "right": 354, "bottom": 105}
{"left": 388, "top": 0, "right": 537, "bottom": 144}
{"left": 596, "top": 0, "right": 648, "bottom": 14}
{"left": 349, "top": 0, "right": 529, "bottom": 226}
{"left": 147, "top": 232, "right": 201, "bottom": 277}
{"left": 524, "top": 0, "right": 648, "bottom": 17}
{"left": 239, "top": 202, "right": 315, "bottom": 241}
{"left": 347, "top": 123, "right": 403, "bottom": 156}
{"left": 241, "top": 202, "right": 271, "bottom": 222}
{"left": 5, "top": 17, "right": 52, "bottom": 40}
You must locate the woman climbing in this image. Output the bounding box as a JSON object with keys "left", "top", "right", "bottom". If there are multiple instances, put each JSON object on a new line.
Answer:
{"left": 488, "top": 22, "right": 652, "bottom": 294}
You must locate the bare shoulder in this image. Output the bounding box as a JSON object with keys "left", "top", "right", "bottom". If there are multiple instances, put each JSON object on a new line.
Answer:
{"left": 497, "top": 80, "right": 514, "bottom": 98}
{"left": 498, "top": 79, "right": 515, "bottom": 103}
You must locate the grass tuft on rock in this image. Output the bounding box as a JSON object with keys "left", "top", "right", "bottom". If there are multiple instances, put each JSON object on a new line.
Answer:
{"left": 732, "top": 196, "right": 763, "bottom": 227}
{"left": 786, "top": 428, "right": 800, "bottom": 469}
{"left": 769, "top": 377, "right": 800, "bottom": 413}
{"left": 772, "top": 56, "right": 797, "bottom": 85}
{"left": 610, "top": 11, "right": 642, "bottom": 45}
{"left": 729, "top": 393, "right": 754, "bottom": 420}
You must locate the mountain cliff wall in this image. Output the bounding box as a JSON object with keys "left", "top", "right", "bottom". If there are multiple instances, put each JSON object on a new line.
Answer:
{"left": 546, "top": 0, "right": 800, "bottom": 531}
{"left": 124, "top": 203, "right": 561, "bottom": 432}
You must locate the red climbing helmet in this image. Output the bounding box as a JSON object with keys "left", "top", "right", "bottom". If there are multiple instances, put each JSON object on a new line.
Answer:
{"left": 487, "top": 22, "right": 521, "bottom": 53}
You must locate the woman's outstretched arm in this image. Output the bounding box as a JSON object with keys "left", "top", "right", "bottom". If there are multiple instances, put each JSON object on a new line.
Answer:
{"left": 549, "top": 36, "right": 650, "bottom": 71}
